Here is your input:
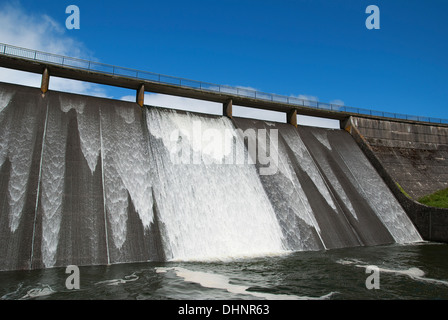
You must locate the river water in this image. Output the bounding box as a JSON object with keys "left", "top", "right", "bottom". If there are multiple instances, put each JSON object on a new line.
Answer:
{"left": 1, "top": 242, "right": 447, "bottom": 301}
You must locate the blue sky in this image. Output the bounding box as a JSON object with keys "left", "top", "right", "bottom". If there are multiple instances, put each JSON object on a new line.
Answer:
{"left": 0, "top": 0, "right": 447, "bottom": 123}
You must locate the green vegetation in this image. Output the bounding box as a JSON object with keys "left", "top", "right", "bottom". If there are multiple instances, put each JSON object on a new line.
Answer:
{"left": 418, "top": 188, "right": 448, "bottom": 209}
{"left": 396, "top": 182, "right": 412, "bottom": 199}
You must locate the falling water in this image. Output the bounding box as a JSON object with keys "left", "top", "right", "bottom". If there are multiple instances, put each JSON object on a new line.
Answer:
{"left": 145, "top": 108, "right": 287, "bottom": 261}
{"left": 0, "top": 83, "right": 423, "bottom": 272}
{"left": 101, "top": 104, "right": 154, "bottom": 250}
{"left": 40, "top": 102, "right": 66, "bottom": 268}
{"left": 1, "top": 96, "right": 39, "bottom": 233}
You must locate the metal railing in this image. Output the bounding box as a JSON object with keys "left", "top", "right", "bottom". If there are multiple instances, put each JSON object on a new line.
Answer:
{"left": 1, "top": 42, "right": 447, "bottom": 125}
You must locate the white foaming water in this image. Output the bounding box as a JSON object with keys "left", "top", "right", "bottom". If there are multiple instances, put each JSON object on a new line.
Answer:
{"left": 156, "top": 267, "right": 335, "bottom": 300}
{"left": 312, "top": 130, "right": 333, "bottom": 151}
{"left": 103, "top": 159, "right": 128, "bottom": 249}
{"left": 146, "top": 109, "right": 286, "bottom": 261}
{"left": 154, "top": 111, "right": 236, "bottom": 164}
{"left": 40, "top": 105, "right": 66, "bottom": 268}
{"left": 338, "top": 259, "right": 448, "bottom": 286}
{"left": 253, "top": 122, "right": 325, "bottom": 251}
{"left": 7, "top": 102, "right": 37, "bottom": 232}
{"left": 280, "top": 129, "right": 337, "bottom": 222}
{"left": 101, "top": 105, "right": 153, "bottom": 249}
{"left": 0, "top": 91, "right": 13, "bottom": 114}
{"left": 309, "top": 130, "right": 359, "bottom": 220}
{"left": 0, "top": 125, "right": 8, "bottom": 169}
{"left": 334, "top": 137, "right": 422, "bottom": 243}
{"left": 322, "top": 167, "right": 359, "bottom": 221}
{"left": 1, "top": 283, "right": 23, "bottom": 300}
{"left": 60, "top": 97, "right": 101, "bottom": 173}
{"left": 19, "top": 284, "right": 55, "bottom": 300}
{"left": 95, "top": 272, "right": 139, "bottom": 286}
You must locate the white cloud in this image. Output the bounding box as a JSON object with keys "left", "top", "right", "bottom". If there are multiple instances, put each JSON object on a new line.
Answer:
{"left": 0, "top": 2, "right": 109, "bottom": 97}
{"left": 0, "top": 2, "right": 341, "bottom": 128}
{"left": 291, "top": 94, "right": 319, "bottom": 102}
{"left": 329, "top": 99, "right": 345, "bottom": 106}
{"left": 235, "top": 85, "right": 258, "bottom": 91}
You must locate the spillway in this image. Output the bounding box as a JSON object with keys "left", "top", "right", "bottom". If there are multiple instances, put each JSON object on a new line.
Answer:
{"left": 0, "top": 82, "right": 422, "bottom": 271}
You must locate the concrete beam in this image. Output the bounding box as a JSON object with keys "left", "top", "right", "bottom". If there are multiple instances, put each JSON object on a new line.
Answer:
{"left": 2, "top": 54, "right": 447, "bottom": 127}
{"left": 287, "top": 109, "right": 297, "bottom": 127}
{"left": 41, "top": 67, "right": 50, "bottom": 94}
{"left": 223, "top": 99, "right": 233, "bottom": 119}
{"left": 136, "top": 84, "right": 145, "bottom": 107}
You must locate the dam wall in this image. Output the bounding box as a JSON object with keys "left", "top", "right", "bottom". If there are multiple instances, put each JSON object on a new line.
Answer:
{"left": 344, "top": 116, "right": 448, "bottom": 242}
{"left": 348, "top": 117, "right": 448, "bottom": 199}
{"left": 0, "top": 82, "right": 422, "bottom": 271}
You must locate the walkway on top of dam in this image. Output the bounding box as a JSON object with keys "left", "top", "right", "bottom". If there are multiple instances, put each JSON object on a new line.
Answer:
{"left": 0, "top": 42, "right": 447, "bottom": 127}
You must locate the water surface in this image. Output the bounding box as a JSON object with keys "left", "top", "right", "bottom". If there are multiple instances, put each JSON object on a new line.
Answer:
{"left": 2, "top": 243, "right": 447, "bottom": 300}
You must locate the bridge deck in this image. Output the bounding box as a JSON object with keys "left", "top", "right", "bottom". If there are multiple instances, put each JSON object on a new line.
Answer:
{"left": 0, "top": 43, "right": 447, "bottom": 127}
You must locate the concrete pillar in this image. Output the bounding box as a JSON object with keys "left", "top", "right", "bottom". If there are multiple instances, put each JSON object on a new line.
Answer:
{"left": 287, "top": 109, "right": 297, "bottom": 127}
{"left": 41, "top": 68, "right": 50, "bottom": 94}
{"left": 341, "top": 116, "right": 353, "bottom": 134}
{"left": 223, "top": 99, "right": 233, "bottom": 119}
{"left": 136, "top": 84, "right": 145, "bottom": 107}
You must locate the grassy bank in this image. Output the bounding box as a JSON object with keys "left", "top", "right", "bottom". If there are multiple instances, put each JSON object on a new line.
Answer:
{"left": 418, "top": 188, "right": 448, "bottom": 209}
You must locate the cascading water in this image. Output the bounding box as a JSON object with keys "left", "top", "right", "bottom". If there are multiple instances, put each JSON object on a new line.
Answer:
{"left": 6, "top": 102, "right": 37, "bottom": 233}
{"left": 0, "top": 91, "right": 39, "bottom": 233}
{"left": 324, "top": 129, "right": 422, "bottom": 243}
{"left": 145, "top": 108, "right": 287, "bottom": 261}
{"left": 40, "top": 101, "right": 66, "bottom": 268}
{"left": 0, "top": 82, "right": 423, "bottom": 272}
{"left": 298, "top": 126, "right": 422, "bottom": 245}
{"left": 101, "top": 104, "right": 154, "bottom": 250}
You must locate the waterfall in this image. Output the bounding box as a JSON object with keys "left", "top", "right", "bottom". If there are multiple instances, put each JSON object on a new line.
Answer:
{"left": 145, "top": 108, "right": 287, "bottom": 261}
{"left": 0, "top": 83, "right": 423, "bottom": 271}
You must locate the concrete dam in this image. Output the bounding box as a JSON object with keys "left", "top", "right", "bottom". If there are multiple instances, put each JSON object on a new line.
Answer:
{"left": 0, "top": 82, "right": 423, "bottom": 271}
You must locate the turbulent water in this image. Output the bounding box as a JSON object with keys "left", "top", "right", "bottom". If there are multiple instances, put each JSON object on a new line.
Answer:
{"left": 1, "top": 243, "right": 448, "bottom": 300}
{"left": 0, "top": 83, "right": 423, "bottom": 277}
